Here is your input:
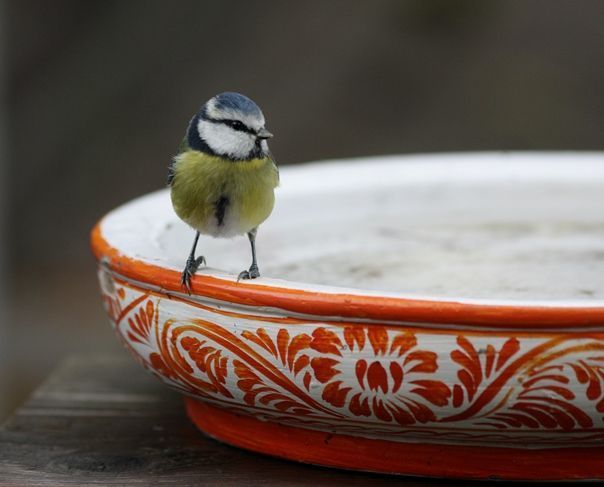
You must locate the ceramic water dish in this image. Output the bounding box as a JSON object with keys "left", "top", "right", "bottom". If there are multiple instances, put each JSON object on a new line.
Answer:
{"left": 91, "top": 152, "right": 604, "bottom": 481}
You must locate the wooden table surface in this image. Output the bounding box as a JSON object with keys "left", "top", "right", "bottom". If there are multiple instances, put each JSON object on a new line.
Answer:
{"left": 0, "top": 355, "right": 527, "bottom": 486}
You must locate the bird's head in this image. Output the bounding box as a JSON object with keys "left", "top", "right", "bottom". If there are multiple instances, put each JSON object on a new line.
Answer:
{"left": 188, "top": 92, "right": 273, "bottom": 160}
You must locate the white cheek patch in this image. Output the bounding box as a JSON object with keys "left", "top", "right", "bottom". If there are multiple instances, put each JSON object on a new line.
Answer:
{"left": 198, "top": 119, "right": 256, "bottom": 159}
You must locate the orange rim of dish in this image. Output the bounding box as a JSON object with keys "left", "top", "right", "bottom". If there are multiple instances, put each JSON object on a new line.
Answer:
{"left": 91, "top": 221, "right": 604, "bottom": 330}
{"left": 185, "top": 398, "right": 604, "bottom": 481}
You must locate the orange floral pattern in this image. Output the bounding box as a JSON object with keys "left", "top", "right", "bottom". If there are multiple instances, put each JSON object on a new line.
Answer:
{"left": 309, "top": 327, "right": 451, "bottom": 425}
{"left": 98, "top": 268, "right": 604, "bottom": 447}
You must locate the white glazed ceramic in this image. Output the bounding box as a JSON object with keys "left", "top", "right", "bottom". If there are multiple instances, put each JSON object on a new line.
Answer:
{"left": 92, "top": 152, "right": 604, "bottom": 480}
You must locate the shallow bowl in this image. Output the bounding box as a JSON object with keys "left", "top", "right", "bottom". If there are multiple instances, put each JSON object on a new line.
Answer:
{"left": 92, "top": 152, "right": 604, "bottom": 481}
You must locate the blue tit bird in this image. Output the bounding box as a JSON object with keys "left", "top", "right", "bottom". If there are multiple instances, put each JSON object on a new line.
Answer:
{"left": 168, "top": 92, "right": 279, "bottom": 291}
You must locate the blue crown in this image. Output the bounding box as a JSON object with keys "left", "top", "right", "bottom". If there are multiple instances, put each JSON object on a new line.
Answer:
{"left": 213, "top": 92, "right": 262, "bottom": 117}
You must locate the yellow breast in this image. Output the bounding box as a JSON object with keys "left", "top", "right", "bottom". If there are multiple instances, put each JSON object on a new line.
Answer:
{"left": 170, "top": 150, "right": 279, "bottom": 237}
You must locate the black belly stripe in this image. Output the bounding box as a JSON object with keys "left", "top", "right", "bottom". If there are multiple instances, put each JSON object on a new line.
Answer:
{"left": 214, "top": 195, "right": 230, "bottom": 226}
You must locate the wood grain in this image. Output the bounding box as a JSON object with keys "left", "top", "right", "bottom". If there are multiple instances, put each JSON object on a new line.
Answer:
{"left": 0, "top": 355, "right": 470, "bottom": 486}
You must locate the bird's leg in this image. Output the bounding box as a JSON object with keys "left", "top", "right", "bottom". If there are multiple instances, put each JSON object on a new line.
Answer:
{"left": 181, "top": 231, "right": 206, "bottom": 293}
{"left": 238, "top": 228, "right": 260, "bottom": 281}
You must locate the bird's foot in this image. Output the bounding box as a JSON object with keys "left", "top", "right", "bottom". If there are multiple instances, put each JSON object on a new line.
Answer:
{"left": 237, "top": 264, "right": 260, "bottom": 282}
{"left": 181, "top": 256, "right": 206, "bottom": 293}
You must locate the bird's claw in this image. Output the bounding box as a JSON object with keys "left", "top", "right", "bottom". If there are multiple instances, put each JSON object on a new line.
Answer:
{"left": 237, "top": 264, "right": 260, "bottom": 282}
{"left": 181, "top": 256, "right": 206, "bottom": 294}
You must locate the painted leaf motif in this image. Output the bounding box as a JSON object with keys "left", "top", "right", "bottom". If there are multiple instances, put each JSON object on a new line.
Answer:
{"left": 496, "top": 337, "right": 520, "bottom": 371}
{"left": 478, "top": 351, "right": 604, "bottom": 430}
{"left": 181, "top": 336, "right": 232, "bottom": 398}
{"left": 242, "top": 328, "right": 278, "bottom": 357}
{"left": 349, "top": 393, "right": 371, "bottom": 416}
{"left": 149, "top": 352, "right": 174, "bottom": 378}
{"left": 277, "top": 328, "right": 289, "bottom": 365}
{"left": 232, "top": 359, "right": 311, "bottom": 414}
{"left": 310, "top": 328, "right": 342, "bottom": 356}
{"left": 367, "top": 327, "right": 389, "bottom": 355}
{"left": 405, "top": 351, "right": 438, "bottom": 374}
{"left": 293, "top": 354, "right": 310, "bottom": 375}
{"left": 322, "top": 381, "right": 352, "bottom": 408}
{"left": 410, "top": 380, "right": 451, "bottom": 407}
{"left": 127, "top": 300, "right": 155, "bottom": 345}
{"left": 311, "top": 357, "right": 340, "bottom": 383}
{"left": 343, "top": 326, "right": 365, "bottom": 352}
{"left": 451, "top": 336, "right": 521, "bottom": 406}
{"left": 568, "top": 356, "right": 604, "bottom": 416}
{"left": 405, "top": 399, "right": 436, "bottom": 423}
{"left": 287, "top": 334, "right": 311, "bottom": 371}
{"left": 389, "top": 333, "right": 417, "bottom": 357}
{"left": 367, "top": 362, "right": 388, "bottom": 393}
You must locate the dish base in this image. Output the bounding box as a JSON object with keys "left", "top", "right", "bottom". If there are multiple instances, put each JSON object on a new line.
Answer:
{"left": 185, "top": 398, "right": 604, "bottom": 481}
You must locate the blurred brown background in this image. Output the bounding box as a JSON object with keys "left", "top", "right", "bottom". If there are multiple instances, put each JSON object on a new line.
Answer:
{"left": 1, "top": 0, "right": 604, "bottom": 420}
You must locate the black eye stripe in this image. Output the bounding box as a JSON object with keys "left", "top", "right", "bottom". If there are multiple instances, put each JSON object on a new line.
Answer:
{"left": 200, "top": 111, "right": 258, "bottom": 135}
{"left": 220, "top": 119, "right": 255, "bottom": 135}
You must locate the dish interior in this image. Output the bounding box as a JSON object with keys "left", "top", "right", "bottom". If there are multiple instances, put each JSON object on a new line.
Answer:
{"left": 102, "top": 153, "right": 604, "bottom": 303}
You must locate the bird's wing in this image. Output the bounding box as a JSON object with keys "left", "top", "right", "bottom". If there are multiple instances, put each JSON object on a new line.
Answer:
{"left": 167, "top": 136, "right": 189, "bottom": 186}
{"left": 268, "top": 150, "right": 280, "bottom": 184}
{"left": 177, "top": 135, "right": 190, "bottom": 153}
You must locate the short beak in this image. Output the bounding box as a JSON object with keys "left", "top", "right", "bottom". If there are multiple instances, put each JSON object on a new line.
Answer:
{"left": 256, "top": 127, "right": 273, "bottom": 139}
